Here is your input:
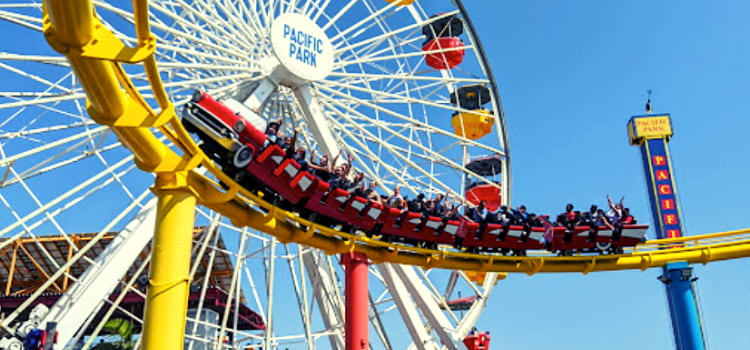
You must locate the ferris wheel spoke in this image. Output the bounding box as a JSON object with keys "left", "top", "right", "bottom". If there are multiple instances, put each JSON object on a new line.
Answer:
{"left": 6, "top": 161, "right": 140, "bottom": 241}
{"left": 155, "top": 72, "right": 254, "bottom": 94}
{"left": 213, "top": 0, "right": 265, "bottom": 43}
{"left": 328, "top": 0, "right": 402, "bottom": 44}
{"left": 336, "top": 34, "right": 423, "bottom": 69}
{"left": 0, "top": 8, "right": 42, "bottom": 31}
{"left": 318, "top": 0, "right": 358, "bottom": 31}
{"left": 0, "top": 122, "right": 99, "bottom": 142}
{"left": 322, "top": 101, "right": 454, "bottom": 195}
{"left": 1, "top": 142, "right": 122, "bottom": 190}
{"left": 335, "top": 42, "right": 472, "bottom": 70}
{"left": 308, "top": 0, "right": 332, "bottom": 23}
{"left": 320, "top": 104, "right": 503, "bottom": 193}
{"left": 328, "top": 71, "right": 488, "bottom": 85}
{"left": 284, "top": 245, "right": 316, "bottom": 348}
{"left": 150, "top": 0, "right": 259, "bottom": 54}
{"left": 0, "top": 185, "right": 151, "bottom": 331}
{"left": 322, "top": 76, "right": 431, "bottom": 108}
{"left": 322, "top": 95, "right": 489, "bottom": 195}
{"left": 0, "top": 92, "right": 86, "bottom": 111}
{"left": 316, "top": 82, "right": 505, "bottom": 156}
{"left": 0, "top": 155, "right": 136, "bottom": 240}
{"left": 0, "top": 53, "right": 68, "bottom": 66}
{"left": 0, "top": 61, "right": 80, "bottom": 98}
{"left": 332, "top": 10, "right": 458, "bottom": 55}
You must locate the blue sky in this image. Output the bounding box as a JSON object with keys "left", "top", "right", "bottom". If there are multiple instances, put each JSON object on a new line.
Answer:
{"left": 463, "top": 1, "right": 749, "bottom": 348}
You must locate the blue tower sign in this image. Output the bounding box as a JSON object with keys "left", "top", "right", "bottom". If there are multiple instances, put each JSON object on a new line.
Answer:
{"left": 628, "top": 114, "right": 706, "bottom": 350}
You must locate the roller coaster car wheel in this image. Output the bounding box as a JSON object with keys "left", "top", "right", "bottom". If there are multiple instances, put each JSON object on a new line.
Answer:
{"left": 559, "top": 250, "right": 573, "bottom": 257}
{"left": 306, "top": 211, "right": 319, "bottom": 223}
{"left": 419, "top": 241, "right": 437, "bottom": 250}
{"left": 232, "top": 170, "right": 246, "bottom": 183}
{"left": 595, "top": 241, "right": 611, "bottom": 252}
{"left": 233, "top": 145, "right": 253, "bottom": 168}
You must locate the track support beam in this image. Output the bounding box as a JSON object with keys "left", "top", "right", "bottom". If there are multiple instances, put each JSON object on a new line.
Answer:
{"left": 342, "top": 252, "right": 370, "bottom": 350}
{"left": 659, "top": 262, "right": 705, "bottom": 350}
{"left": 141, "top": 172, "right": 197, "bottom": 350}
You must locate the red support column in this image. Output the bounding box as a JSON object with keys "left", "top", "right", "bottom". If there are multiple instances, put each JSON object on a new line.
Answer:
{"left": 342, "top": 251, "right": 369, "bottom": 350}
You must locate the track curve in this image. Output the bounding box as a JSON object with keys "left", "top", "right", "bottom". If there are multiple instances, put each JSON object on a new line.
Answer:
{"left": 42, "top": 0, "right": 750, "bottom": 275}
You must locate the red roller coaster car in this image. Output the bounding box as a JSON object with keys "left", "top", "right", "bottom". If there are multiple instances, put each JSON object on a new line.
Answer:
{"left": 181, "top": 90, "right": 649, "bottom": 256}
{"left": 181, "top": 91, "right": 267, "bottom": 171}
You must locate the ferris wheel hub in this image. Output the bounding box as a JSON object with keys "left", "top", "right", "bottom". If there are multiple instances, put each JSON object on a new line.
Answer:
{"left": 270, "top": 13, "right": 334, "bottom": 84}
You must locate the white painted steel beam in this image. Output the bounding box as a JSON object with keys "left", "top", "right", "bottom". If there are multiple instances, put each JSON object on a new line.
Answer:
{"left": 455, "top": 273, "right": 497, "bottom": 339}
{"left": 40, "top": 197, "right": 158, "bottom": 348}
{"left": 378, "top": 263, "right": 438, "bottom": 350}
{"left": 294, "top": 85, "right": 341, "bottom": 160}
{"left": 303, "top": 251, "right": 344, "bottom": 350}
{"left": 393, "top": 264, "right": 459, "bottom": 350}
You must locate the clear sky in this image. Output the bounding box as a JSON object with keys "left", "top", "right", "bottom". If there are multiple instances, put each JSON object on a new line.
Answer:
{"left": 462, "top": 1, "right": 750, "bottom": 349}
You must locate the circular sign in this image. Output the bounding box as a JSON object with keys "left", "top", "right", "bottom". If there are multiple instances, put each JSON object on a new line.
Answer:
{"left": 270, "top": 13, "right": 334, "bottom": 82}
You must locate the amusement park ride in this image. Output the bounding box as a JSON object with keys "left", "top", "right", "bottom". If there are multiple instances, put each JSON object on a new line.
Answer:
{"left": 0, "top": 1, "right": 749, "bottom": 350}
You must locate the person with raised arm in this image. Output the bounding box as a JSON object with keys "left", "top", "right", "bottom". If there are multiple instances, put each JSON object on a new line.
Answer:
{"left": 606, "top": 195, "right": 625, "bottom": 240}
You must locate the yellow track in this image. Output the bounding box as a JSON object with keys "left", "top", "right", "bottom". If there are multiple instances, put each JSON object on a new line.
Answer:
{"left": 42, "top": 0, "right": 750, "bottom": 277}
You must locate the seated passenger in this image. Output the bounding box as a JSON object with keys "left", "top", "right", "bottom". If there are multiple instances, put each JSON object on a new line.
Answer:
{"left": 441, "top": 202, "right": 461, "bottom": 221}
{"left": 519, "top": 213, "right": 542, "bottom": 242}
{"left": 386, "top": 186, "right": 404, "bottom": 208}
{"left": 619, "top": 208, "right": 644, "bottom": 242}
{"left": 496, "top": 205, "right": 513, "bottom": 226}
{"left": 422, "top": 199, "right": 441, "bottom": 217}
{"left": 606, "top": 195, "right": 625, "bottom": 241}
{"left": 291, "top": 148, "right": 309, "bottom": 171}
{"left": 527, "top": 213, "right": 543, "bottom": 227}
{"left": 511, "top": 205, "right": 528, "bottom": 225}
{"left": 308, "top": 151, "right": 333, "bottom": 182}
{"left": 433, "top": 191, "right": 448, "bottom": 215}
{"left": 469, "top": 200, "right": 489, "bottom": 239}
{"left": 580, "top": 205, "right": 601, "bottom": 241}
{"left": 621, "top": 208, "right": 635, "bottom": 224}
{"left": 349, "top": 171, "right": 365, "bottom": 192}
{"left": 362, "top": 180, "right": 382, "bottom": 205}
{"left": 556, "top": 203, "right": 579, "bottom": 243}
{"left": 495, "top": 205, "right": 513, "bottom": 240}
{"left": 408, "top": 193, "right": 426, "bottom": 213}
{"left": 280, "top": 136, "right": 294, "bottom": 151}
{"left": 555, "top": 204, "right": 578, "bottom": 230}
{"left": 327, "top": 166, "right": 350, "bottom": 191}
{"left": 598, "top": 209, "right": 613, "bottom": 230}
{"left": 579, "top": 205, "right": 599, "bottom": 226}
{"left": 263, "top": 119, "right": 283, "bottom": 148}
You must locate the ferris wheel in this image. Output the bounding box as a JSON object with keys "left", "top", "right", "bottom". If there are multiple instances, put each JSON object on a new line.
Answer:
{"left": 0, "top": 1, "right": 509, "bottom": 349}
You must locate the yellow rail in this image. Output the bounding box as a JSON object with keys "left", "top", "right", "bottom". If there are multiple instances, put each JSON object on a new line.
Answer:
{"left": 42, "top": 0, "right": 750, "bottom": 277}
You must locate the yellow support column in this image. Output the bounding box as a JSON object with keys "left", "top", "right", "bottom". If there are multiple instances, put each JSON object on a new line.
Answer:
{"left": 142, "top": 172, "right": 196, "bottom": 350}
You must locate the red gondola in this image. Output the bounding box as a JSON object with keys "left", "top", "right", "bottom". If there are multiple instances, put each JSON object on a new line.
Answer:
{"left": 464, "top": 155, "right": 503, "bottom": 212}
{"left": 423, "top": 37, "right": 465, "bottom": 70}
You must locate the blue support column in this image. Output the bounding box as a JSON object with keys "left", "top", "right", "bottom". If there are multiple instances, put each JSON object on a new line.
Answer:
{"left": 627, "top": 114, "right": 706, "bottom": 350}
{"left": 659, "top": 262, "right": 705, "bottom": 350}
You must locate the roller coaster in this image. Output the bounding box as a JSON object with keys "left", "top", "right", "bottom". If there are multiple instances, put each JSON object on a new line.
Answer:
{"left": 1, "top": 1, "right": 749, "bottom": 349}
